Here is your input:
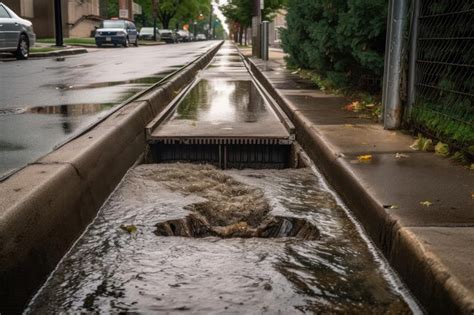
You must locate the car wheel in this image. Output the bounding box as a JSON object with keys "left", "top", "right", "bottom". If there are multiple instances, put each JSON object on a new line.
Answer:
{"left": 134, "top": 38, "right": 139, "bottom": 47}
{"left": 15, "top": 34, "right": 29, "bottom": 60}
{"left": 97, "top": 43, "right": 102, "bottom": 48}
{"left": 123, "top": 37, "right": 129, "bottom": 47}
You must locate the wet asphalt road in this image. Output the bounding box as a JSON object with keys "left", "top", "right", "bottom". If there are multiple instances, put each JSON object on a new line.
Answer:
{"left": 0, "top": 41, "right": 219, "bottom": 177}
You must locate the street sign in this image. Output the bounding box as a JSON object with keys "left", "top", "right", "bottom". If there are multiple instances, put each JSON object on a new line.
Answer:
{"left": 119, "top": 9, "right": 129, "bottom": 19}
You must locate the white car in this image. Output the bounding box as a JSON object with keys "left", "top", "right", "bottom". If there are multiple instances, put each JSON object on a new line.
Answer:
{"left": 0, "top": 2, "right": 36, "bottom": 59}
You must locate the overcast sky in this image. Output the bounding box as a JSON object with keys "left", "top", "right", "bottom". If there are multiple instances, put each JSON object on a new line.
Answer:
{"left": 213, "top": 0, "right": 229, "bottom": 34}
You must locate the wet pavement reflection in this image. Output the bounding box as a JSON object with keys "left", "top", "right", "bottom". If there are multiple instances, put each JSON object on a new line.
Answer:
{"left": 174, "top": 80, "right": 268, "bottom": 123}
{"left": 0, "top": 42, "right": 217, "bottom": 177}
{"left": 26, "top": 164, "right": 418, "bottom": 313}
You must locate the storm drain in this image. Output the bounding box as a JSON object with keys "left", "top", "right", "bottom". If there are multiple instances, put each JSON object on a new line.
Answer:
{"left": 149, "top": 139, "right": 292, "bottom": 169}
{"left": 151, "top": 164, "right": 319, "bottom": 240}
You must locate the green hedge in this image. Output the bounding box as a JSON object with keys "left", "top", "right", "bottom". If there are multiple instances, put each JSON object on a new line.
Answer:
{"left": 281, "top": 0, "right": 387, "bottom": 92}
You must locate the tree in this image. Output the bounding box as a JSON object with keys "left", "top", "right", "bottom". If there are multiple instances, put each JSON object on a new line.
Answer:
{"left": 102, "top": 0, "right": 211, "bottom": 30}
{"left": 158, "top": 0, "right": 211, "bottom": 29}
{"left": 220, "top": 0, "right": 286, "bottom": 44}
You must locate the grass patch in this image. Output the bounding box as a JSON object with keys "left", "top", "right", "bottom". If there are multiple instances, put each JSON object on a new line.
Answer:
{"left": 30, "top": 47, "right": 62, "bottom": 53}
{"left": 37, "top": 38, "right": 96, "bottom": 46}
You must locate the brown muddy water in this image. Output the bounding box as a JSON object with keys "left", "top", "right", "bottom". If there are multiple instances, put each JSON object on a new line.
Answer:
{"left": 26, "top": 163, "right": 421, "bottom": 314}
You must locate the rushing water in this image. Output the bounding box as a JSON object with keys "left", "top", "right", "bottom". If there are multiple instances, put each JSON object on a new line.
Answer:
{"left": 26, "top": 164, "right": 419, "bottom": 313}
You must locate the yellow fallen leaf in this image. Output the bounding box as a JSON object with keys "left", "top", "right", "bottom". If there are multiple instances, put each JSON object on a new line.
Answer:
{"left": 420, "top": 201, "right": 433, "bottom": 207}
{"left": 434, "top": 142, "right": 449, "bottom": 157}
{"left": 120, "top": 224, "right": 137, "bottom": 234}
{"left": 357, "top": 154, "right": 373, "bottom": 162}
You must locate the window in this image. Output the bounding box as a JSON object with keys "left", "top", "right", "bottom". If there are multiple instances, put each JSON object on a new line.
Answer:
{"left": 0, "top": 5, "right": 11, "bottom": 18}
{"left": 102, "top": 20, "right": 126, "bottom": 29}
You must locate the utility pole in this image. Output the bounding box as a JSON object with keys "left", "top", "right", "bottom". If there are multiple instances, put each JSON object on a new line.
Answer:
{"left": 54, "top": 0, "right": 63, "bottom": 46}
{"left": 251, "top": 0, "right": 261, "bottom": 57}
{"left": 152, "top": 0, "right": 159, "bottom": 41}
{"left": 208, "top": 2, "right": 213, "bottom": 39}
{"left": 383, "top": 0, "right": 408, "bottom": 129}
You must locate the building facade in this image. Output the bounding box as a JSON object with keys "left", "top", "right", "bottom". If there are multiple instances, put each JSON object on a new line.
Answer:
{"left": 2, "top": 0, "right": 141, "bottom": 39}
{"left": 268, "top": 9, "right": 286, "bottom": 48}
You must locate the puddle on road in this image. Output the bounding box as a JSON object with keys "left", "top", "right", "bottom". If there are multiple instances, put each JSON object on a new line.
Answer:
{"left": 0, "top": 69, "right": 175, "bottom": 177}
{"left": 41, "top": 75, "right": 168, "bottom": 91}
{"left": 173, "top": 79, "right": 271, "bottom": 124}
{"left": 26, "top": 164, "right": 416, "bottom": 314}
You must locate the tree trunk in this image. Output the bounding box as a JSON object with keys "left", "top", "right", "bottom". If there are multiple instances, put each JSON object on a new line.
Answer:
{"left": 239, "top": 26, "right": 244, "bottom": 45}
{"left": 162, "top": 18, "right": 170, "bottom": 29}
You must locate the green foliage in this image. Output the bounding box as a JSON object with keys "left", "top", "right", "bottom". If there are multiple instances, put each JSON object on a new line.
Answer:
{"left": 411, "top": 102, "right": 474, "bottom": 150}
{"left": 158, "top": 0, "right": 211, "bottom": 29}
{"left": 281, "top": 0, "right": 387, "bottom": 91}
{"left": 102, "top": 0, "right": 211, "bottom": 30}
{"left": 220, "top": 0, "right": 286, "bottom": 28}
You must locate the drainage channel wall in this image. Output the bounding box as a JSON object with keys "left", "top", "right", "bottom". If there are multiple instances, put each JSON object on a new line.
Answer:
{"left": 247, "top": 59, "right": 473, "bottom": 314}
{"left": 0, "top": 41, "right": 223, "bottom": 314}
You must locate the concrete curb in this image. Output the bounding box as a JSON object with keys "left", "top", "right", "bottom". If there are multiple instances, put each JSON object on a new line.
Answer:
{"left": 247, "top": 58, "right": 474, "bottom": 314}
{"left": 30, "top": 48, "right": 88, "bottom": 58}
{"left": 0, "top": 48, "right": 88, "bottom": 61}
{"left": 0, "top": 41, "right": 223, "bottom": 314}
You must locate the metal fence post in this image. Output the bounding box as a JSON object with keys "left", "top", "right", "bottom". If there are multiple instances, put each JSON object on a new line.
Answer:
{"left": 382, "top": 0, "right": 393, "bottom": 111}
{"left": 261, "top": 21, "right": 269, "bottom": 60}
{"left": 383, "top": 0, "right": 408, "bottom": 129}
{"left": 407, "top": 0, "right": 421, "bottom": 118}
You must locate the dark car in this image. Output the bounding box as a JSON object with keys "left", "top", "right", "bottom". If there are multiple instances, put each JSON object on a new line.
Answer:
{"left": 176, "top": 30, "right": 191, "bottom": 42}
{"left": 159, "top": 29, "right": 177, "bottom": 44}
{"left": 0, "top": 2, "right": 36, "bottom": 59}
{"left": 139, "top": 27, "right": 160, "bottom": 41}
{"left": 95, "top": 19, "right": 138, "bottom": 47}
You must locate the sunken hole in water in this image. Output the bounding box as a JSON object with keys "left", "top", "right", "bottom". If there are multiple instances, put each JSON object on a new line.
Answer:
{"left": 152, "top": 163, "right": 319, "bottom": 240}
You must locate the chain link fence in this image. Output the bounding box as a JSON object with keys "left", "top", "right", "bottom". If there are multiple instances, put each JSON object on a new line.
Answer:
{"left": 409, "top": 0, "right": 473, "bottom": 154}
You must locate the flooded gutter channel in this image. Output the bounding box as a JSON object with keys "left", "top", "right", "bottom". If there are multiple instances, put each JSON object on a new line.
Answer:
{"left": 0, "top": 42, "right": 224, "bottom": 313}
{"left": 24, "top": 43, "right": 421, "bottom": 313}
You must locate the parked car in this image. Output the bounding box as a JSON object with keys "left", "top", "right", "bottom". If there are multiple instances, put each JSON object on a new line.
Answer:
{"left": 159, "top": 29, "right": 177, "bottom": 44}
{"left": 196, "top": 33, "right": 207, "bottom": 41}
{"left": 176, "top": 30, "right": 191, "bottom": 42}
{"left": 95, "top": 19, "right": 138, "bottom": 47}
{"left": 0, "top": 2, "right": 36, "bottom": 59}
{"left": 139, "top": 27, "right": 160, "bottom": 41}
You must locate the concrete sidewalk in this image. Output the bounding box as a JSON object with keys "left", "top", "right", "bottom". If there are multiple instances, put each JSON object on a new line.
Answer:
{"left": 241, "top": 48, "right": 474, "bottom": 314}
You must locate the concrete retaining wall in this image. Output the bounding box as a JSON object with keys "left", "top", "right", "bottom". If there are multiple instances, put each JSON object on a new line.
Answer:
{"left": 0, "top": 41, "right": 223, "bottom": 314}
{"left": 247, "top": 59, "right": 473, "bottom": 314}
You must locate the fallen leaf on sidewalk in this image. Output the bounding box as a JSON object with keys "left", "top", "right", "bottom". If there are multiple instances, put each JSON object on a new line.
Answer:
{"left": 357, "top": 154, "right": 373, "bottom": 162}
{"left": 434, "top": 142, "right": 450, "bottom": 157}
{"left": 344, "top": 101, "right": 363, "bottom": 113}
{"left": 420, "top": 201, "right": 433, "bottom": 207}
{"left": 395, "top": 153, "right": 409, "bottom": 159}
{"left": 410, "top": 136, "right": 434, "bottom": 151}
{"left": 120, "top": 224, "right": 137, "bottom": 234}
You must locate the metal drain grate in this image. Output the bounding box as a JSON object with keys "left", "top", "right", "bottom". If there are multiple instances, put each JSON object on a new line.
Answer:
{"left": 150, "top": 140, "right": 291, "bottom": 169}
